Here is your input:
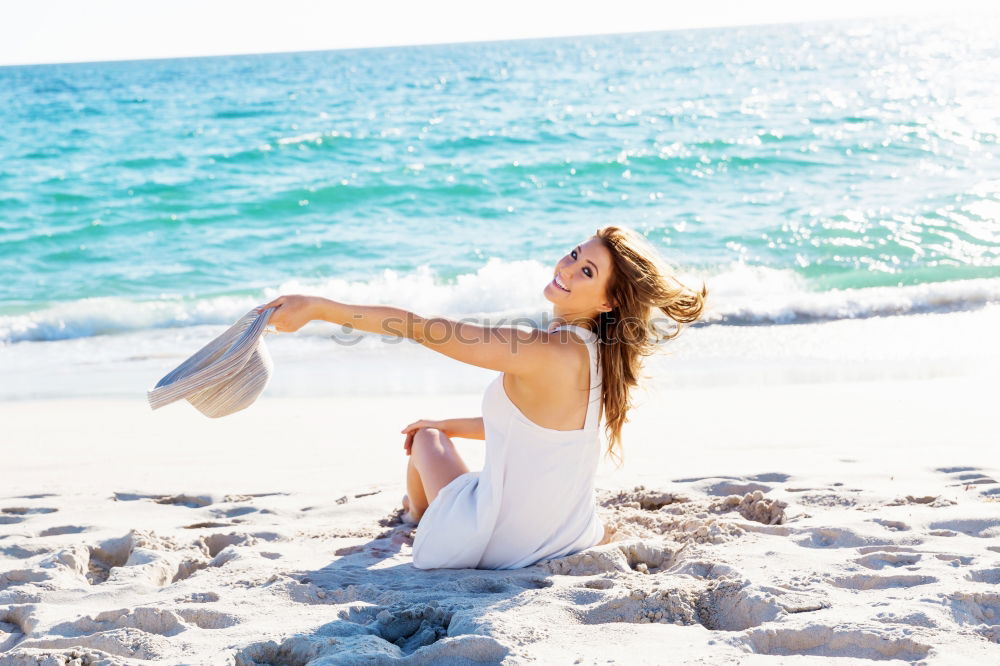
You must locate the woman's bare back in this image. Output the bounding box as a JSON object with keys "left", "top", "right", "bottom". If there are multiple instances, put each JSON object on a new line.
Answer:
{"left": 501, "top": 331, "right": 592, "bottom": 431}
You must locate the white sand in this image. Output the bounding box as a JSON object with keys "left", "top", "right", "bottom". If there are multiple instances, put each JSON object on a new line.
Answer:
{"left": 2, "top": 307, "right": 1000, "bottom": 664}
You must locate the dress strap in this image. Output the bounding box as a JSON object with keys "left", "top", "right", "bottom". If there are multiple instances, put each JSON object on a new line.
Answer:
{"left": 551, "top": 324, "right": 602, "bottom": 431}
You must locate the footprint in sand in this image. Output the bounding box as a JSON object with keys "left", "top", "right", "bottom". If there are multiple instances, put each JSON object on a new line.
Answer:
{"left": 112, "top": 492, "right": 289, "bottom": 530}
{"left": 704, "top": 480, "right": 774, "bottom": 497}
{"left": 947, "top": 590, "right": 1000, "bottom": 643}
{"left": 870, "top": 518, "right": 910, "bottom": 532}
{"left": 328, "top": 602, "right": 467, "bottom": 654}
{"left": 669, "top": 560, "right": 743, "bottom": 581}
{"left": 844, "top": 546, "right": 955, "bottom": 587}
{"left": 674, "top": 471, "right": 789, "bottom": 483}
{"left": 455, "top": 576, "right": 511, "bottom": 594}
{"left": 196, "top": 532, "right": 258, "bottom": 558}
{"left": 38, "top": 525, "right": 89, "bottom": 537}
{"left": 885, "top": 494, "right": 957, "bottom": 507}
{"left": 728, "top": 626, "right": 932, "bottom": 661}
{"left": 853, "top": 550, "right": 922, "bottom": 569}
{"left": 183, "top": 521, "right": 233, "bottom": 529}
{"left": 830, "top": 573, "right": 937, "bottom": 590}
{"left": 233, "top": 636, "right": 320, "bottom": 666}
{"left": 927, "top": 518, "right": 1000, "bottom": 538}
{"left": 0, "top": 619, "right": 20, "bottom": 652}
{"left": 175, "top": 590, "right": 221, "bottom": 603}
{"left": 540, "top": 540, "right": 685, "bottom": 577}
{"left": 46, "top": 605, "right": 239, "bottom": 637}
{"left": 794, "top": 526, "right": 874, "bottom": 549}
{"left": 223, "top": 492, "right": 289, "bottom": 503}
{"left": 596, "top": 485, "right": 788, "bottom": 545}
{"left": 0, "top": 605, "right": 37, "bottom": 652}
{"left": 516, "top": 576, "right": 553, "bottom": 589}
{"left": 2, "top": 507, "right": 58, "bottom": 515}
{"left": 11, "top": 607, "right": 237, "bottom": 661}
{"left": 697, "top": 579, "right": 802, "bottom": 631}
{"left": 216, "top": 506, "right": 259, "bottom": 518}
{"left": 671, "top": 474, "right": 783, "bottom": 498}
{"left": 113, "top": 491, "right": 215, "bottom": 508}
{"left": 1, "top": 529, "right": 261, "bottom": 592}
{"left": 790, "top": 492, "right": 860, "bottom": 508}
{"left": 0, "top": 544, "right": 52, "bottom": 559}
{"left": 934, "top": 552, "right": 975, "bottom": 566}
{"left": 207, "top": 494, "right": 289, "bottom": 521}
{"left": 872, "top": 607, "right": 949, "bottom": 629}
{"left": 233, "top": 628, "right": 506, "bottom": 666}
{"left": 579, "top": 582, "right": 702, "bottom": 627}
{"left": 966, "top": 567, "right": 1000, "bottom": 584}
{"left": 577, "top": 572, "right": 828, "bottom": 631}
{"left": 598, "top": 485, "right": 689, "bottom": 511}
{"left": 367, "top": 603, "right": 456, "bottom": 653}
{"left": 936, "top": 466, "right": 1000, "bottom": 499}
{"left": 85, "top": 531, "right": 195, "bottom": 585}
{"left": 578, "top": 577, "right": 616, "bottom": 590}
{"left": 176, "top": 607, "right": 240, "bottom": 629}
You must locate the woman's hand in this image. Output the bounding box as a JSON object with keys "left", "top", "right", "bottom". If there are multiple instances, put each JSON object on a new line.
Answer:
{"left": 254, "top": 294, "right": 322, "bottom": 333}
{"left": 400, "top": 419, "right": 445, "bottom": 456}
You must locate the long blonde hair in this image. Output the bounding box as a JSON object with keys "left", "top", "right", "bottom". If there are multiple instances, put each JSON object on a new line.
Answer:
{"left": 591, "top": 225, "right": 708, "bottom": 468}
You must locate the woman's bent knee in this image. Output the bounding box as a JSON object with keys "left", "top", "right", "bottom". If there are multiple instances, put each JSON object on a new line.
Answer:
{"left": 409, "top": 428, "right": 469, "bottom": 505}
{"left": 412, "top": 427, "right": 447, "bottom": 455}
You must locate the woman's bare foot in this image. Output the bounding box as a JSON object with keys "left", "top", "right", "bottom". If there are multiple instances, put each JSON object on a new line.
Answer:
{"left": 401, "top": 494, "right": 418, "bottom": 525}
{"left": 597, "top": 520, "right": 615, "bottom": 545}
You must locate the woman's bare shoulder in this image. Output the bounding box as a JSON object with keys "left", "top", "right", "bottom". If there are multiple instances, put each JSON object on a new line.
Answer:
{"left": 511, "top": 325, "right": 590, "bottom": 381}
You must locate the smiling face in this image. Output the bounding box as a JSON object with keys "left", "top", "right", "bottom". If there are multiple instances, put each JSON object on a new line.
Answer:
{"left": 543, "top": 236, "right": 615, "bottom": 319}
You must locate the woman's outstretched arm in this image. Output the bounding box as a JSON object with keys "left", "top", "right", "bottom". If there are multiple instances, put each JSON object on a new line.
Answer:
{"left": 257, "top": 295, "right": 574, "bottom": 377}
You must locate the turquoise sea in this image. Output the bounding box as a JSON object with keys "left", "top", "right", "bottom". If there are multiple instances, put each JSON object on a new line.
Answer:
{"left": 1, "top": 13, "right": 999, "bottom": 357}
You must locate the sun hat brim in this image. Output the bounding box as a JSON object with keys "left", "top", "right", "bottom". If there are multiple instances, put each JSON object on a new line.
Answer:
{"left": 147, "top": 306, "right": 276, "bottom": 418}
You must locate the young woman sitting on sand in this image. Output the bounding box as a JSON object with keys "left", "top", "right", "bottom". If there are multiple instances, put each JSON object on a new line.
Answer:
{"left": 255, "top": 225, "right": 707, "bottom": 569}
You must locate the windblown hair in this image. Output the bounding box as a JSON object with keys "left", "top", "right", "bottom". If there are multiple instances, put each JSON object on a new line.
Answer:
{"left": 591, "top": 225, "right": 708, "bottom": 468}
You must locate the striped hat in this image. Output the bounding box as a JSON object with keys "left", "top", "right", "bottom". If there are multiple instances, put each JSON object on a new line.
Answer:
{"left": 147, "top": 305, "right": 277, "bottom": 418}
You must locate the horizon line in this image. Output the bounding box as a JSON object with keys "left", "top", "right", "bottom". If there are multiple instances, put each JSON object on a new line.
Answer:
{"left": 0, "top": 10, "right": 941, "bottom": 70}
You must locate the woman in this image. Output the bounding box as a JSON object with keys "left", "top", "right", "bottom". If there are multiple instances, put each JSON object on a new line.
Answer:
{"left": 256, "top": 225, "right": 707, "bottom": 569}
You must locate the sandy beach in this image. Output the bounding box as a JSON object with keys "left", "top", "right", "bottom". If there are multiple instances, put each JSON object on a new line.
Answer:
{"left": 2, "top": 306, "right": 999, "bottom": 664}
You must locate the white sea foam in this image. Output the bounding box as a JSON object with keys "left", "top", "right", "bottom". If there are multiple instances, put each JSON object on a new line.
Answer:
{"left": 1, "top": 259, "right": 999, "bottom": 345}
{"left": 699, "top": 264, "right": 1000, "bottom": 324}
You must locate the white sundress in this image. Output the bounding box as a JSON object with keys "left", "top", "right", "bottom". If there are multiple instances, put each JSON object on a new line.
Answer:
{"left": 411, "top": 324, "right": 605, "bottom": 570}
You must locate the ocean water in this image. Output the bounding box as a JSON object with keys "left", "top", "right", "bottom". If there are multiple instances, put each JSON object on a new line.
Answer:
{"left": 1, "top": 13, "right": 1000, "bottom": 397}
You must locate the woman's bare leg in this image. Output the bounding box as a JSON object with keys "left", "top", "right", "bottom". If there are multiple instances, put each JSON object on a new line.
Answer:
{"left": 403, "top": 427, "right": 470, "bottom": 522}
{"left": 404, "top": 456, "right": 428, "bottom": 522}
